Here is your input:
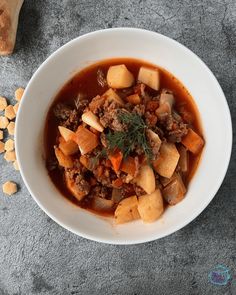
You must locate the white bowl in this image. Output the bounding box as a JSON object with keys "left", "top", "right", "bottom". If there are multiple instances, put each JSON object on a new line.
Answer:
{"left": 15, "top": 28, "right": 232, "bottom": 244}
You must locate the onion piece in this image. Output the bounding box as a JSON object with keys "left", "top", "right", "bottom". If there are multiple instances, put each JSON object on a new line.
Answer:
{"left": 92, "top": 197, "right": 114, "bottom": 211}
{"left": 58, "top": 126, "right": 75, "bottom": 141}
{"left": 82, "top": 111, "right": 104, "bottom": 132}
{"left": 112, "top": 188, "right": 123, "bottom": 204}
{"left": 59, "top": 140, "right": 78, "bottom": 156}
{"left": 72, "top": 125, "right": 99, "bottom": 155}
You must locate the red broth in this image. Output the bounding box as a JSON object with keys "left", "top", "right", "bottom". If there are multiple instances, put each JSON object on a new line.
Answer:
{"left": 44, "top": 58, "right": 203, "bottom": 216}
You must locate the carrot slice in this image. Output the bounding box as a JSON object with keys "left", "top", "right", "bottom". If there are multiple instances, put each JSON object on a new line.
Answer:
{"left": 112, "top": 178, "right": 123, "bottom": 188}
{"left": 109, "top": 150, "right": 123, "bottom": 173}
{"left": 120, "top": 156, "right": 136, "bottom": 176}
{"left": 181, "top": 128, "right": 204, "bottom": 155}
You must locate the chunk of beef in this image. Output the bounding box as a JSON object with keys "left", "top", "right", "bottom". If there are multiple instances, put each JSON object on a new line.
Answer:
{"left": 63, "top": 109, "right": 79, "bottom": 131}
{"left": 146, "top": 100, "right": 159, "bottom": 112}
{"left": 168, "top": 122, "right": 188, "bottom": 142}
{"left": 53, "top": 103, "right": 80, "bottom": 131}
{"left": 158, "top": 112, "right": 188, "bottom": 143}
{"left": 99, "top": 101, "right": 126, "bottom": 131}
{"left": 146, "top": 130, "right": 160, "bottom": 160}
{"left": 89, "top": 95, "right": 105, "bottom": 114}
{"left": 145, "top": 111, "right": 157, "bottom": 127}
{"left": 120, "top": 183, "right": 136, "bottom": 198}
{"left": 132, "top": 104, "right": 145, "bottom": 116}
{"left": 118, "top": 87, "right": 134, "bottom": 100}
{"left": 53, "top": 103, "right": 73, "bottom": 120}
{"left": 152, "top": 126, "right": 165, "bottom": 139}
{"left": 65, "top": 162, "right": 91, "bottom": 196}
{"left": 133, "top": 184, "right": 146, "bottom": 197}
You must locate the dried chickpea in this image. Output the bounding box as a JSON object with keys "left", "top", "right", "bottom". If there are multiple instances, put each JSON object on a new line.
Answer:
{"left": 7, "top": 122, "right": 15, "bottom": 135}
{"left": 13, "top": 102, "right": 19, "bottom": 114}
{"left": 4, "top": 139, "right": 14, "bottom": 151}
{"left": 0, "top": 130, "right": 3, "bottom": 140}
{"left": 2, "top": 181, "right": 17, "bottom": 195}
{"left": 0, "top": 141, "right": 4, "bottom": 153}
{"left": 15, "top": 88, "right": 24, "bottom": 102}
{"left": 4, "top": 150, "right": 16, "bottom": 162}
{"left": 13, "top": 160, "right": 19, "bottom": 170}
{"left": 4, "top": 105, "right": 16, "bottom": 120}
{"left": 0, "top": 116, "right": 9, "bottom": 129}
{"left": 0, "top": 97, "right": 7, "bottom": 111}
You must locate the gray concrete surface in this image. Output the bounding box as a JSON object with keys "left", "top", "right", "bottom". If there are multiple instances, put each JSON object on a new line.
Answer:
{"left": 0, "top": 0, "right": 236, "bottom": 294}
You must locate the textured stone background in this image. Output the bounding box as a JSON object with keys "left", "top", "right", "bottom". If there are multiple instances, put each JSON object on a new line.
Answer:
{"left": 0, "top": 0, "right": 236, "bottom": 294}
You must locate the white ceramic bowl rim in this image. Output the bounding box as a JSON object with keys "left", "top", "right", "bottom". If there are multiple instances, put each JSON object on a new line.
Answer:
{"left": 15, "top": 28, "right": 232, "bottom": 244}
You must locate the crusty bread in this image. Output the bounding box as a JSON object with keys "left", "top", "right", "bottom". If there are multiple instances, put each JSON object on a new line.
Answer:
{"left": 0, "top": 0, "right": 24, "bottom": 55}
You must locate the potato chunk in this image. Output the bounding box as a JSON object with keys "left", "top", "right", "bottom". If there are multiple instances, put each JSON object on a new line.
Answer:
{"left": 114, "top": 196, "right": 140, "bottom": 224}
{"left": 178, "top": 145, "right": 189, "bottom": 173}
{"left": 181, "top": 128, "right": 204, "bottom": 154}
{"left": 65, "top": 175, "right": 87, "bottom": 201}
{"left": 82, "top": 111, "right": 104, "bottom": 132}
{"left": 54, "top": 147, "right": 73, "bottom": 168}
{"left": 58, "top": 126, "right": 75, "bottom": 141}
{"left": 159, "top": 92, "right": 174, "bottom": 108}
{"left": 102, "top": 88, "right": 124, "bottom": 105}
{"left": 146, "top": 129, "right": 162, "bottom": 153}
{"left": 162, "top": 173, "right": 186, "bottom": 205}
{"left": 59, "top": 140, "right": 78, "bottom": 156}
{"left": 134, "top": 164, "right": 155, "bottom": 195}
{"left": 107, "top": 65, "right": 134, "bottom": 89}
{"left": 138, "top": 67, "right": 160, "bottom": 90}
{"left": 138, "top": 189, "right": 164, "bottom": 223}
{"left": 126, "top": 94, "right": 141, "bottom": 105}
{"left": 153, "top": 142, "right": 180, "bottom": 178}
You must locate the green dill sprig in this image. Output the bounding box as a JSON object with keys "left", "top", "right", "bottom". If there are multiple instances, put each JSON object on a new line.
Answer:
{"left": 105, "top": 111, "right": 153, "bottom": 160}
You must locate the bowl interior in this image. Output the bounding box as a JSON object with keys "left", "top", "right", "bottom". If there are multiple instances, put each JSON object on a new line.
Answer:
{"left": 16, "top": 28, "right": 232, "bottom": 244}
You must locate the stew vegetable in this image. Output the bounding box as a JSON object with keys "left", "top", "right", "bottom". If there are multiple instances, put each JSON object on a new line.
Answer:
{"left": 45, "top": 58, "right": 204, "bottom": 224}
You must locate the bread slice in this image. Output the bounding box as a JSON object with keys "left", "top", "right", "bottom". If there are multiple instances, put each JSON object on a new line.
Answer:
{"left": 0, "top": 0, "right": 24, "bottom": 55}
